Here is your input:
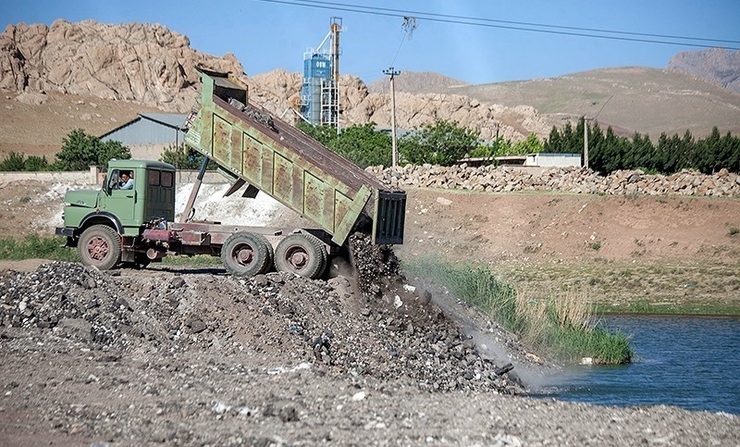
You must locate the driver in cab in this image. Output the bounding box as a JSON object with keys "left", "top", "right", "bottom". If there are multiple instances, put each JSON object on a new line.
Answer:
{"left": 119, "top": 171, "right": 134, "bottom": 190}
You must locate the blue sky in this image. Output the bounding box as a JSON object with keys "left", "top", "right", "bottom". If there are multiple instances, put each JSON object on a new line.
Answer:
{"left": 2, "top": 0, "right": 738, "bottom": 85}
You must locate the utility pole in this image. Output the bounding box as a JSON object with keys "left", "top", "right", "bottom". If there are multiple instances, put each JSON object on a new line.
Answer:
{"left": 583, "top": 95, "right": 612, "bottom": 170}
{"left": 383, "top": 67, "right": 400, "bottom": 169}
{"left": 583, "top": 117, "right": 589, "bottom": 170}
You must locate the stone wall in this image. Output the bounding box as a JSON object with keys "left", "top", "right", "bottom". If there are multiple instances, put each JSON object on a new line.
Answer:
{"left": 367, "top": 164, "right": 740, "bottom": 197}
{"left": 3, "top": 165, "right": 738, "bottom": 197}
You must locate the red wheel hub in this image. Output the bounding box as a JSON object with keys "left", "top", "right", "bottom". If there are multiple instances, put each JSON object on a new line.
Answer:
{"left": 87, "top": 236, "right": 109, "bottom": 260}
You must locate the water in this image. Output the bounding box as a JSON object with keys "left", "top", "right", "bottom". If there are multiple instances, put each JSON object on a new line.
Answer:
{"left": 533, "top": 315, "right": 740, "bottom": 414}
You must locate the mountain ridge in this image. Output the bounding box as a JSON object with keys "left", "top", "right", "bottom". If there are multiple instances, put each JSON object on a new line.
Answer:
{"left": 0, "top": 20, "right": 738, "bottom": 158}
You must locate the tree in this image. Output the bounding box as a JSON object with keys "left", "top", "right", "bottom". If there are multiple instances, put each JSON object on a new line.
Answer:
{"left": 544, "top": 126, "right": 564, "bottom": 153}
{"left": 399, "top": 119, "right": 479, "bottom": 166}
{"left": 296, "top": 121, "right": 340, "bottom": 147}
{"left": 159, "top": 144, "right": 215, "bottom": 170}
{"left": 297, "top": 122, "right": 392, "bottom": 168}
{"left": 53, "top": 129, "right": 130, "bottom": 171}
{"left": 511, "top": 133, "right": 543, "bottom": 155}
{"left": 332, "top": 123, "right": 392, "bottom": 168}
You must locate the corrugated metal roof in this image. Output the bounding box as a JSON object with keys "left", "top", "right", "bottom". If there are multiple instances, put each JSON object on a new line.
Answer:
{"left": 100, "top": 112, "right": 188, "bottom": 146}
{"left": 138, "top": 113, "right": 188, "bottom": 130}
{"left": 99, "top": 113, "right": 187, "bottom": 140}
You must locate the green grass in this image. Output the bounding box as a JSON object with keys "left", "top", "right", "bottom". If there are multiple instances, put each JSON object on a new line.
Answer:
{"left": 161, "top": 254, "right": 223, "bottom": 267}
{"left": 496, "top": 261, "right": 740, "bottom": 316}
{"left": 0, "top": 235, "right": 79, "bottom": 262}
{"left": 403, "top": 258, "right": 633, "bottom": 365}
{"left": 0, "top": 236, "right": 224, "bottom": 268}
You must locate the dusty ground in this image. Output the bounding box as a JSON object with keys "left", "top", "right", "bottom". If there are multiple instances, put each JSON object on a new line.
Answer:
{"left": 0, "top": 177, "right": 739, "bottom": 446}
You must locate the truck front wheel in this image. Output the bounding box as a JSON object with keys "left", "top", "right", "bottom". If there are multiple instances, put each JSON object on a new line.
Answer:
{"left": 274, "top": 233, "right": 327, "bottom": 279}
{"left": 221, "top": 232, "right": 272, "bottom": 277}
{"left": 78, "top": 225, "right": 122, "bottom": 270}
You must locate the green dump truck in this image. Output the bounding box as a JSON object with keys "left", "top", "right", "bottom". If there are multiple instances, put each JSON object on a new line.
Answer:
{"left": 55, "top": 70, "right": 406, "bottom": 279}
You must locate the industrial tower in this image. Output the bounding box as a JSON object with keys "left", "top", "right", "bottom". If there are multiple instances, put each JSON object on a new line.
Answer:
{"left": 300, "top": 17, "right": 342, "bottom": 128}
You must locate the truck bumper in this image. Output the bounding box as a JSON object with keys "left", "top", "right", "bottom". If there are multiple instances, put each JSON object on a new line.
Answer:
{"left": 55, "top": 227, "right": 74, "bottom": 238}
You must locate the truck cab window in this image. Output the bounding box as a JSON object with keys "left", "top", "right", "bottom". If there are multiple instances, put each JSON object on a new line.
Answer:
{"left": 109, "top": 170, "right": 121, "bottom": 189}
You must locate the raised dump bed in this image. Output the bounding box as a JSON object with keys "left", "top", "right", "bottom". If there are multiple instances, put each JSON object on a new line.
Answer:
{"left": 184, "top": 70, "right": 405, "bottom": 247}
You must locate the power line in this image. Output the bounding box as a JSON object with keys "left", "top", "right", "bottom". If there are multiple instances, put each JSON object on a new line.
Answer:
{"left": 292, "top": 0, "right": 740, "bottom": 45}
{"left": 255, "top": 0, "right": 740, "bottom": 50}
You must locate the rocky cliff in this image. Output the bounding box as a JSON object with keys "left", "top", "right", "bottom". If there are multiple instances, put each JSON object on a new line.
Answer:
{"left": 667, "top": 48, "right": 740, "bottom": 92}
{"left": 0, "top": 20, "right": 244, "bottom": 111}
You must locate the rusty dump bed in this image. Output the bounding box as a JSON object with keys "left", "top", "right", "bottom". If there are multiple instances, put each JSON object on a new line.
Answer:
{"left": 184, "top": 70, "right": 405, "bottom": 246}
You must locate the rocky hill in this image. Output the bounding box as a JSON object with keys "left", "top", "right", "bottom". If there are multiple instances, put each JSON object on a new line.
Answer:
{"left": 0, "top": 20, "right": 243, "bottom": 111}
{"left": 366, "top": 71, "right": 469, "bottom": 94}
{"left": 1, "top": 20, "right": 738, "bottom": 160}
{"left": 668, "top": 48, "right": 740, "bottom": 92}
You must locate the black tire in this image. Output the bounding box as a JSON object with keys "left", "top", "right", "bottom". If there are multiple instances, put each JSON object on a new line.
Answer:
{"left": 78, "top": 225, "right": 122, "bottom": 270}
{"left": 221, "top": 232, "right": 272, "bottom": 277}
{"left": 134, "top": 254, "right": 151, "bottom": 270}
{"left": 274, "top": 233, "right": 327, "bottom": 279}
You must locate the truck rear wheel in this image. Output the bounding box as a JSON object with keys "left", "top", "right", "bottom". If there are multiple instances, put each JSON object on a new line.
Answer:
{"left": 78, "top": 225, "right": 122, "bottom": 271}
{"left": 274, "top": 233, "right": 327, "bottom": 279}
{"left": 221, "top": 232, "right": 272, "bottom": 277}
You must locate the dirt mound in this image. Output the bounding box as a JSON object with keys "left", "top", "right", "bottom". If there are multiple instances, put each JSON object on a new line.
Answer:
{"left": 0, "top": 254, "right": 524, "bottom": 395}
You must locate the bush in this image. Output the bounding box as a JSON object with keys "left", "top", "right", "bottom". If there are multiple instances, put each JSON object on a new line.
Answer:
{"left": 159, "top": 144, "right": 216, "bottom": 170}
{"left": 0, "top": 152, "right": 51, "bottom": 171}
{"left": 0, "top": 152, "right": 29, "bottom": 171}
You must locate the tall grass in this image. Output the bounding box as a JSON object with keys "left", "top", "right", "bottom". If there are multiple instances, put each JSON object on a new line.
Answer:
{"left": 0, "top": 235, "right": 79, "bottom": 262}
{"left": 404, "top": 258, "right": 632, "bottom": 365}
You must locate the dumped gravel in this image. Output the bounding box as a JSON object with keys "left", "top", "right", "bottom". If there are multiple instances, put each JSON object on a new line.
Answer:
{"left": 0, "top": 251, "right": 523, "bottom": 394}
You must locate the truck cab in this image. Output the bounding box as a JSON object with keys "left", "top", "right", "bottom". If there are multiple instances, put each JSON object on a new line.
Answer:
{"left": 56, "top": 159, "right": 177, "bottom": 269}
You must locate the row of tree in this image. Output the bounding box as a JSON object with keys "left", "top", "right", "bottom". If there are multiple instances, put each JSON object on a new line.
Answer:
{"left": 2, "top": 121, "right": 738, "bottom": 175}
{"left": 545, "top": 119, "right": 740, "bottom": 175}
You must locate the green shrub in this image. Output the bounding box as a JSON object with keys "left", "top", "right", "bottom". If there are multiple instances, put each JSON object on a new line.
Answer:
{"left": 403, "top": 258, "right": 633, "bottom": 364}
{"left": 0, "top": 152, "right": 28, "bottom": 171}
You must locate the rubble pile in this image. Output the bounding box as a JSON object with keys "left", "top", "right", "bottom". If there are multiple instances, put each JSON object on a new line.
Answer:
{"left": 0, "top": 252, "right": 525, "bottom": 395}
{"left": 369, "top": 165, "right": 740, "bottom": 197}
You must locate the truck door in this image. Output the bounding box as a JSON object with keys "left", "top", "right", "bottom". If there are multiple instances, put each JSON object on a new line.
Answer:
{"left": 103, "top": 169, "right": 136, "bottom": 223}
{"left": 145, "top": 169, "right": 175, "bottom": 222}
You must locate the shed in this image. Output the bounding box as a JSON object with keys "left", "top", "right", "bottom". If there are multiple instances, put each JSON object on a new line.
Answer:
{"left": 524, "top": 153, "right": 582, "bottom": 168}
{"left": 100, "top": 113, "right": 188, "bottom": 160}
